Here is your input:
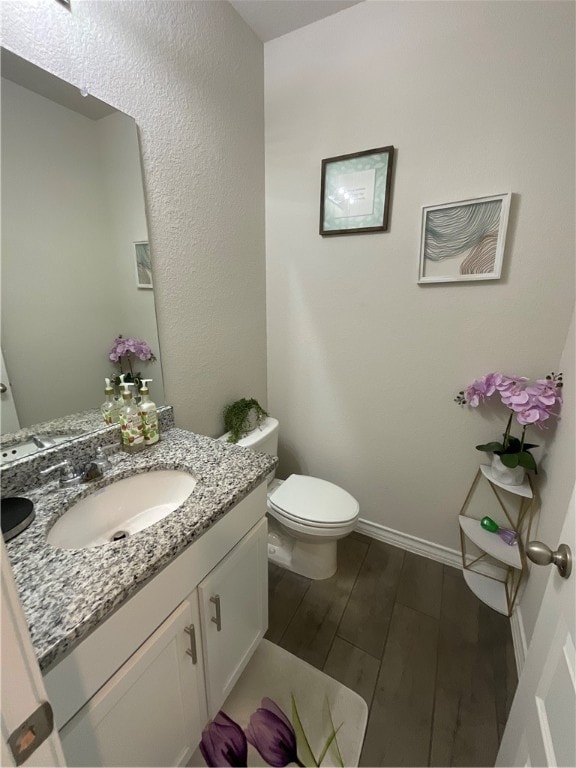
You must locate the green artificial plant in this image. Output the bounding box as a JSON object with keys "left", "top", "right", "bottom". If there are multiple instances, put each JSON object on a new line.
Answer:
{"left": 223, "top": 398, "right": 268, "bottom": 444}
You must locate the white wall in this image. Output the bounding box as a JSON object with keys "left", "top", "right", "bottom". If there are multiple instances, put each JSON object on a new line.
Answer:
{"left": 1, "top": 0, "right": 266, "bottom": 436}
{"left": 265, "top": 1, "right": 575, "bottom": 557}
{"left": 1, "top": 77, "right": 120, "bottom": 425}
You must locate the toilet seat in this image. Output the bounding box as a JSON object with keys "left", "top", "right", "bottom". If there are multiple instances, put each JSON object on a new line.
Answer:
{"left": 268, "top": 474, "right": 359, "bottom": 528}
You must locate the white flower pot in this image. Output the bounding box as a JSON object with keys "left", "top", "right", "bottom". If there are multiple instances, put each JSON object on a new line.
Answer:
{"left": 491, "top": 454, "right": 525, "bottom": 486}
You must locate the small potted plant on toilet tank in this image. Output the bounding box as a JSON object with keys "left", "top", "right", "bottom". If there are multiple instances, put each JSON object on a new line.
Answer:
{"left": 223, "top": 398, "right": 268, "bottom": 443}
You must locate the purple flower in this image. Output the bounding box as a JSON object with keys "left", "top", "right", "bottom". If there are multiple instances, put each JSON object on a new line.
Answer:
{"left": 506, "top": 376, "right": 562, "bottom": 427}
{"left": 494, "top": 374, "right": 526, "bottom": 393}
{"left": 458, "top": 371, "right": 563, "bottom": 435}
{"left": 500, "top": 381, "right": 529, "bottom": 408}
{"left": 200, "top": 712, "right": 247, "bottom": 767}
{"left": 246, "top": 698, "right": 303, "bottom": 767}
{"left": 108, "top": 335, "right": 155, "bottom": 364}
{"left": 464, "top": 373, "right": 497, "bottom": 407}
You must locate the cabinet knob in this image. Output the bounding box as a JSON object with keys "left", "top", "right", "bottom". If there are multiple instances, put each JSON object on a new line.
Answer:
{"left": 184, "top": 624, "right": 197, "bottom": 663}
{"left": 526, "top": 541, "right": 572, "bottom": 579}
{"left": 210, "top": 595, "right": 222, "bottom": 631}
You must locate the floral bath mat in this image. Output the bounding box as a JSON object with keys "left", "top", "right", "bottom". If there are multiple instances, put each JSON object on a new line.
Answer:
{"left": 190, "top": 640, "right": 368, "bottom": 767}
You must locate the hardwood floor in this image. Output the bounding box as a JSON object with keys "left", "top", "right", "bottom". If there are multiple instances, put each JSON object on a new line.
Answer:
{"left": 265, "top": 533, "right": 517, "bottom": 767}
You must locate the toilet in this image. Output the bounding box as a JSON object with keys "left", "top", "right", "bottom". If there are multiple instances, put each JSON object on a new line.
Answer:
{"left": 220, "top": 417, "right": 359, "bottom": 580}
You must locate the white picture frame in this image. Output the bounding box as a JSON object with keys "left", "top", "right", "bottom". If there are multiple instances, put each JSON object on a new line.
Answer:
{"left": 418, "top": 193, "right": 511, "bottom": 284}
{"left": 134, "top": 241, "right": 153, "bottom": 289}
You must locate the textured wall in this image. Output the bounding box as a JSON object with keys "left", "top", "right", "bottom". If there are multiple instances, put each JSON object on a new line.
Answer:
{"left": 265, "top": 1, "right": 575, "bottom": 556}
{"left": 1, "top": 0, "right": 266, "bottom": 436}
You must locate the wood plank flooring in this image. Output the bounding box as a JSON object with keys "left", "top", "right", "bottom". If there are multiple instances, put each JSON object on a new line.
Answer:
{"left": 265, "top": 533, "right": 518, "bottom": 767}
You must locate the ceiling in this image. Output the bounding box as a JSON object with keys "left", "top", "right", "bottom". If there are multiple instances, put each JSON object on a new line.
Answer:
{"left": 228, "top": 0, "right": 364, "bottom": 42}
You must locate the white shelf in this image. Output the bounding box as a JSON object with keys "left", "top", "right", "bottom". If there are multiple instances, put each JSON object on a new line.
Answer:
{"left": 462, "top": 570, "right": 508, "bottom": 615}
{"left": 459, "top": 516, "right": 522, "bottom": 569}
{"left": 480, "top": 464, "right": 533, "bottom": 498}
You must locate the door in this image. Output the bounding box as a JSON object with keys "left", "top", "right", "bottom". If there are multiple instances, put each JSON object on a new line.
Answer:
{"left": 496, "top": 485, "right": 575, "bottom": 767}
{"left": 198, "top": 518, "right": 268, "bottom": 716}
{"left": 1, "top": 349, "right": 20, "bottom": 434}
{"left": 59, "top": 595, "right": 207, "bottom": 767}
{"left": 1, "top": 541, "right": 65, "bottom": 766}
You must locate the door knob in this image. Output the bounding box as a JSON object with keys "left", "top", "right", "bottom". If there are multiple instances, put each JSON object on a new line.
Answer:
{"left": 0, "top": 383, "right": 6, "bottom": 393}
{"left": 526, "top": 541, "right": 572, "bottom": 579}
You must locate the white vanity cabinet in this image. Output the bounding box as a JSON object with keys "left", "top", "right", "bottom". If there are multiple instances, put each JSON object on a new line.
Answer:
{"left": 59, "top": 596, "right": 206, "bottom": 767}
{"left": 199, "top": 517, "right": 268, "bottom": 716}
{"left": 44, "top": 484, "right": 268, "bottom": 768}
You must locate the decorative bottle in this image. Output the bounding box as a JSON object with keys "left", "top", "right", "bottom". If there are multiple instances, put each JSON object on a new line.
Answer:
{"left": 101, "top": 378, "right": 121, "bottom": 424}
{"left": 119, "top": 383, "right": 145, "bottom": 453}
{"left": 139, "top": 379, "right": 160, "bottom": 446}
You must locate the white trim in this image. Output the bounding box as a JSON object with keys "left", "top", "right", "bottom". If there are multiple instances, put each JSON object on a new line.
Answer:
{"left": 510, "top": 604, "right": 528, "bottom": 676}
{"left": 355, "top": 518, "right": 462, "bottom": 570}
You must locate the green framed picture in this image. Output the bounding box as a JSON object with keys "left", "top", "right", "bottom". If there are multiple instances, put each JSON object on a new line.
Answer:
{"left": 319, "top": 146, "right": 394, "bottom": 236}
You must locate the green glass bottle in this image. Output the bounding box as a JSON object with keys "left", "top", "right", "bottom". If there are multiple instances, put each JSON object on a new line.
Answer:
{"left": 480, "top": 516, "right": 499, "bottom": 533}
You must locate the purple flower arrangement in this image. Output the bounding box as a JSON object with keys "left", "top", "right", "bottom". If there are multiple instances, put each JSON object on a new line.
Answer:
{"left": 108, "top": 335, "right": 156, "bottom": 389}
{"left": 456, "top": 372, "right": 563, "bottom": 472}
{"left": 200, "top": 696, "right": 341, "bottom": 768}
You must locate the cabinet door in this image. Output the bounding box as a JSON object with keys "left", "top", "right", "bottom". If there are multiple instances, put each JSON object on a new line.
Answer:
{"left": 199, "top": 517, "right": 268, "bottom": 716}
{"left": 59, "top": 596, "right": 207, "bottom": 767}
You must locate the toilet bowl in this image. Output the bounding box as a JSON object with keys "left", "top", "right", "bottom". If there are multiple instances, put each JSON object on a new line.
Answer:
{"left": 219, "top": 417, "right": 360, "bottom": 580}
{"left": 267, "top": 475, "right": 359, "bottom": 579}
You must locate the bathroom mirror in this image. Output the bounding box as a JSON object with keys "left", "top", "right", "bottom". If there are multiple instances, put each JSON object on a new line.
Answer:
{"left": 0, "top": 49, "right": 165, "bottom": 452}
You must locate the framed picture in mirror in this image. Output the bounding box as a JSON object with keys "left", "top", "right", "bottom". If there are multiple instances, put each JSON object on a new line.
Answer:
{"left": 135, "top": 241, "right": 153, "bottom": 289}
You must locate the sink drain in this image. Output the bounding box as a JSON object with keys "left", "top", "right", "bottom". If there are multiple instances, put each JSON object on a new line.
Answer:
{"left": 110, "top": 530, "right": 129, "bottom": 542}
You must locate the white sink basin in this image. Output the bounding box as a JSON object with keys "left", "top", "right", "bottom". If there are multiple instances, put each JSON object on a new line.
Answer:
{"left": 47, "top": 470, "right": 197, "bottom": 549}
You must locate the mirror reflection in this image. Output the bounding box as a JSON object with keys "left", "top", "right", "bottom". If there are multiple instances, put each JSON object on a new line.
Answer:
{"left": 1, "top": 49, "right": 164, "bottom": 444}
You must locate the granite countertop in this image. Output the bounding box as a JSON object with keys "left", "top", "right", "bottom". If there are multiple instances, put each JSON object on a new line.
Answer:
{"left": 1, "top": 408, "right": 108, "bottom": 447}
{"left": 5, "top": 427, "right": 276, "bottom": 672}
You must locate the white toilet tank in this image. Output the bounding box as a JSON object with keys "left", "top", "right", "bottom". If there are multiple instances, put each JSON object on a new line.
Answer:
{"left": 234, "top": 416, "right": 279, "bottom": 456}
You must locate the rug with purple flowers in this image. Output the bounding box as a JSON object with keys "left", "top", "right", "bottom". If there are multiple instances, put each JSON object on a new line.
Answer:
{"left": 190, "top": 640, "right": 368, "bottom": 767}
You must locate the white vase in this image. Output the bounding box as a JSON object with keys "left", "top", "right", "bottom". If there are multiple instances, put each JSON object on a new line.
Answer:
{"left": 491, "top": 454, "right": 525, "bottom": 486}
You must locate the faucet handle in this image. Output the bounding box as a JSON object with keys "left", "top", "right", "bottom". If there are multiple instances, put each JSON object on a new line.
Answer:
{"left": 95, "top": 443, "right": 119, "bottom": 464}
{"left": 97, "top": 444, "right": 118, "bottom": 457}
{"left": 40, "top": 460, "right": 83, "bottom": 487}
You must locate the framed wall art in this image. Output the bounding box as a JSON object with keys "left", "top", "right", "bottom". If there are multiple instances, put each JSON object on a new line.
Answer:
{"left": 134, "top": 241, "right": 153, "bottom": 289}
{"left": 320, "top": 146, "right": 395, "bottom": 236}
{"left": 418, "top": 193, "right": 511, "bottom": 284}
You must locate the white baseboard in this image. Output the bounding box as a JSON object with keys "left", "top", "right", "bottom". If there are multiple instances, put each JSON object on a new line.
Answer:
{"left": 509, "top": 604, "right": 528, "bottom": 676}
{"left": 355, "top": 518, "right": 462, "bottom": 570}
{"left": 356, "top": 517, "right": 528, "bottom": 674}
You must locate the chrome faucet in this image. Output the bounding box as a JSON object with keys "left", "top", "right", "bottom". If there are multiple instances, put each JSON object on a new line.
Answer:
{"left": 32, "top": 434, "right": 58, "bottom": 449}
{"left": 82, "top": 446, "right": 116, "bottom": 481}
{"left": 40, "top": 446, "right": 118, "bottom": 487}
{"left": 40, "top": 459, "right": 83, "bottom": 488}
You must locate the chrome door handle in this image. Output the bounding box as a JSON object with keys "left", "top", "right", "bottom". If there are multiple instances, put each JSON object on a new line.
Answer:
{"left": 210, "top": 595, "right": 222, "bottom": 631}
{"left": 184, "top": 624, "right": 197, "bottom": 663}
{"left": 526, "top": 541, "right": 572, "bottom": 579}
{"left": 0, "top": 383, "right": 6, "bottom": 394}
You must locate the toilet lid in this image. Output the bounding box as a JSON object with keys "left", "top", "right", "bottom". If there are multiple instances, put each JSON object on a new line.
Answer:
{"left": 268, "top": 474, "right": 359, "bottom": 526}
